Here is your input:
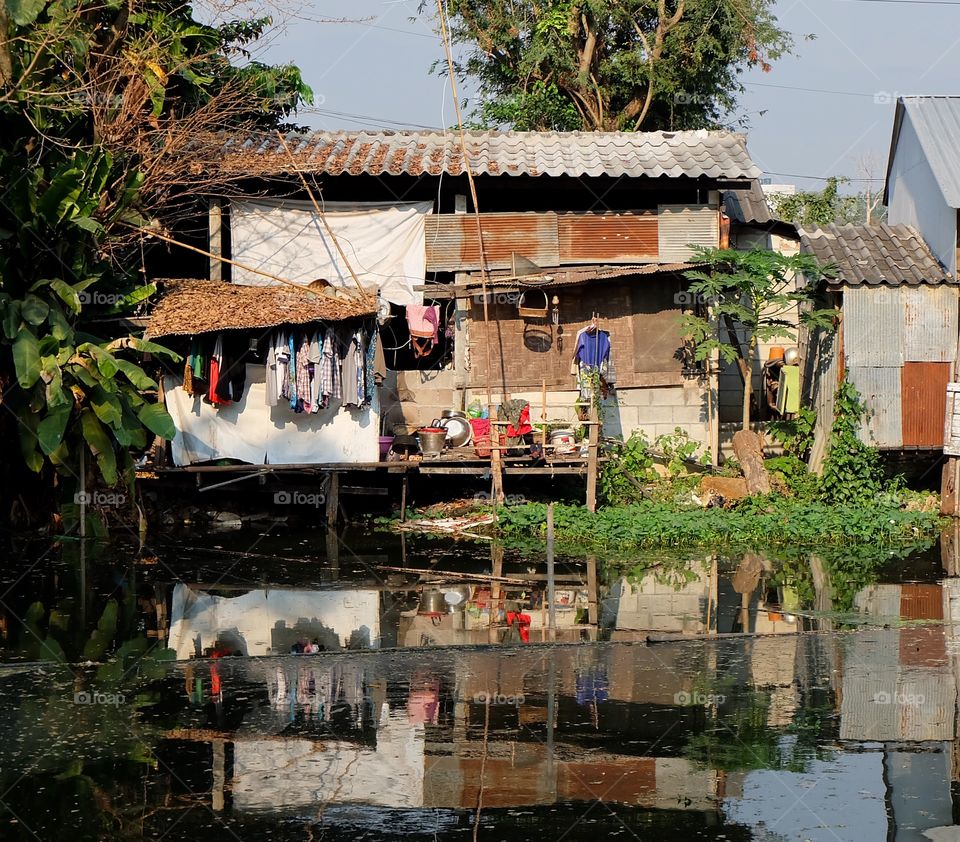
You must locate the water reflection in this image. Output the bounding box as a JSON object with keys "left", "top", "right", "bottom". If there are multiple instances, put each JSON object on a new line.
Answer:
{"left": 0, "top": 529, "right": 958, "bottom": 839}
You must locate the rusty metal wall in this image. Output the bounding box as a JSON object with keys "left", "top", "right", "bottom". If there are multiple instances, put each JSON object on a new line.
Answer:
{"left": 843, "top": 286, "right": 904, "bottom": 368}
{"left": 657, "top": 205, "right": 718, "bottom": 260}
{"left": 424, "top": 213, "right": 560, "bottom": 272}
{"left": 557, "top": 212, "right": 658, "bottom": 263}
{"left": 902, "top": 285, "right": 958, "bottom": 362}
{"left": 846, "top": 365, "right": 903, "bottom": 448}
{"left": 902, "top": 360, "right": 951, "bottom": 447}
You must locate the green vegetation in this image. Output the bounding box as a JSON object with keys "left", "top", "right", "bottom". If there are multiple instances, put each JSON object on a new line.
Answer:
{"left": 0, "top": 0, "right": 309, "bottom": 519}
{"left": 496, "top": 496, "right": 940, "bottom": 557}
{"left": 439, "top": 0, "right": 793, "bottom": 131}
{"left": 682, "top": 247, "right": 836, "bottom": 428}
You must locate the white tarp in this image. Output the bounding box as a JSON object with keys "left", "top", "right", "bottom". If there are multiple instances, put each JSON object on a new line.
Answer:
{"left": 167, "top": 584, "right": 382, "bottom": 658}
{"left": 162, "top": 365, "right": 378, "bottom": 466}
{"left": 230, "top": 198, "right": 431, "bottom": 306}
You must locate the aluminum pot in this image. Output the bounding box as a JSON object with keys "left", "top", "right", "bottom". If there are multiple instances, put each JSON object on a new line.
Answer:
{"left": 418, "top": 589, "right": 446, "bottom": 615}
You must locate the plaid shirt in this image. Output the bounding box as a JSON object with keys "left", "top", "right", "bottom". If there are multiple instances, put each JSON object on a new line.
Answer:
{"left": 320, "top": 330, "right": 341, "bottom": 400}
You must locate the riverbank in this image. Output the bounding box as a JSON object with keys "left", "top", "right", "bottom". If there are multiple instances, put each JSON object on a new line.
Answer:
{"left": 417, "top": 494, "right": 945, "bottom": 558}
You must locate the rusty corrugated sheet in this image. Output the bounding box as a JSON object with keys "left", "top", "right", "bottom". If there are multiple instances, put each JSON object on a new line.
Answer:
{"left": 843, "top": 286, "right": 904, "bottom": 367}
{"left": 657, "top": 205, "right": 719, "bottom": 260}
{"left": 847, "top": 365, "right": 903, "bottom": 447}
{"left": 902, "top": 361, "right": 951, "bottom": 446}
{"left": 900, "top": 583, "right": 944, "bottom": 621}
{"left": 424, "top": 213, "right": 560, "bottom": 272}
{"left": 902, "top": 285, "right": 959, "bottom": 361}
{"left": 558, "top": 212, "right": 658, "bottom": 263}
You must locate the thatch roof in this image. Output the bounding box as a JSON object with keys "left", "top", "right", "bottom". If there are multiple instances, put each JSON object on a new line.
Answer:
{"left": 145, "top": 280, "right": 376, "bottom": 339}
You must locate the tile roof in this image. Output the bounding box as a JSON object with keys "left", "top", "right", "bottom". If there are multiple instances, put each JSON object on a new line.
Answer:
{"left": 219, "top": 130, "right": 761, "bottom": 180}
{"left": 723, "top": 181, "right": 772, "bottom": 224}
{"left": 885, "top": 96, "right": 960, "bottom": 207}
{"left": 799, "top": 223, "right": 954, "bottom": 286}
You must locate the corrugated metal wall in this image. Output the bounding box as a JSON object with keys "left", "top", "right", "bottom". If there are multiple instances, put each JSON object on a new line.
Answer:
{"left": 424, "top": 213, "right": 560, "bottom": 271}
{"left": 557, "top": 212, "right": 658, "bottom": 263}
{"left": 844, "top": 286, "right": 904, "bottom": 367}
{"left": 846, "top": 365, "right": 903, "bottom": 447}
{"left": 657, "top": 205, "right": 719, "bottom": 260}
{"left": 903, "top": 285, "right": 958, "bottom": 362}
{"left": 902, "top": 361, "right": 951, "bottom": 446}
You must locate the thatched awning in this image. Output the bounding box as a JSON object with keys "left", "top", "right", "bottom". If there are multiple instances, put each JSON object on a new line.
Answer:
{"left": 145, "top": 280, "right": 376, "bottom": 339}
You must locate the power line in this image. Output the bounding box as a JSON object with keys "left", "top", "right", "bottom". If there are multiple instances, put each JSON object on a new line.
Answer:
{"left": 839, "top": 0, "right": 960, "bottom": 5}
{"left": 764, "top": 171, "right": 885, "bottom": 182}
{"left": 746, "top": 81, "right": 879, "bottom": 98}
{"left": 303, "top": 106, "right": 441, "bottom": 130}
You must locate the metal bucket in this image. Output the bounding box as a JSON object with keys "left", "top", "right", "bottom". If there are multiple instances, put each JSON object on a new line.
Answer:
{"left": 418, "top": 428, "right": 447, "bottom": 456}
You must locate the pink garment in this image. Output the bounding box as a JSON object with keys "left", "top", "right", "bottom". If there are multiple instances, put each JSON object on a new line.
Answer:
{"left": 406, "top": 304, "right": 440, "bottom": 341}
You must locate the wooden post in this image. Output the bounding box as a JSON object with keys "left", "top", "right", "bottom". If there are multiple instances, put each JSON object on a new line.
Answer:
{"left": 326, "top": 472, "right": 339, "bottom": 527}
{"left": 585, "top": 409, "right": 599, "bottom": 512}
{"left": 208, "top": 198, "right": 223, "bottom": 282}
{"left": 491, "top": 408, "right": 505, "bottom": 504}
{"left": 211, "top": 739, "right": 225, "bottom": 811}
{"left": 547, "top": 503, "right": 556, "bottom": 642}
{"left": 586, "top": 554, "right": 598, "bottom": 628}
{"left": 489, "top": 541, "right": 503, "bottom": 643}
{"left": 400, "top": 473, "right": 409, "bottom": 522}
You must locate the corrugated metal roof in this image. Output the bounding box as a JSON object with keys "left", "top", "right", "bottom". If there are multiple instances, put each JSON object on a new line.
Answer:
{"left": 800, "top": 223, "right": 953, "bottom": 286}
{"left": 417, "top": 262, "right": 693, "bottom": 297}
{"left": 220, "top": 130, "right": 761, "bottom": 180}
{"left": 886, "top": 96, "right": 960, "bottom": 208}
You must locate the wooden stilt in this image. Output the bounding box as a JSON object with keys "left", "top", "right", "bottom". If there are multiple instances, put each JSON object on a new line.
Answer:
{"left": 586, "top": 554, "right": 598, "bottom": 627}
{"left": 585, "top": 409, "right": 599, "bottom": 512}
{"left": 491, "top": 408, "right": 505, "bottom": 504}
{"left": 489, "top": 542, "right": 503, "bottom": 644}
{"left": 400, "top": 473, "right": 409, "bottom": 521}
{"left": 326, "top": 472, "right": 340, "bottom": 527}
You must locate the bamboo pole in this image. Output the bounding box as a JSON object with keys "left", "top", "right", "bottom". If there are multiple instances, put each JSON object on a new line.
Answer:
{"left": 122, "top": 223, "right": 318, "bottom": 292}
{"left": 275, "top": 131, "right": 371, "bottom": 301}
{"left": 435, "top": 0, "right": 496, "bottom": 431}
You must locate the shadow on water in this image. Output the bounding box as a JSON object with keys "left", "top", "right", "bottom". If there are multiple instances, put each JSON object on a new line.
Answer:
{"left": 0, "top": 524, "right": 956, "bottom": 840}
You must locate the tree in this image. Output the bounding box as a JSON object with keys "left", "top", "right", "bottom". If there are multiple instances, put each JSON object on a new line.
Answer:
{"left": 0, "top": 0, "right": 310, "bottom": 524}
{"left": 681, "top": 247, "right": 836, "bottom": 429}
{"left": 768, "top": 177, "right": 859, "bottom": 228}
{"left": 437, "top": 0, "right": 793, "bottom": 131}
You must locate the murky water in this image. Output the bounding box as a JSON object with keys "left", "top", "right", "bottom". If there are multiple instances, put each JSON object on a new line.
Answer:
{"left": 0, "top": 526, "right": 956, "bottom": 840}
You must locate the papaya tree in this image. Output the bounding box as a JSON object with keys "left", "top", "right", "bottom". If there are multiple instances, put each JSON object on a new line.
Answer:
{"left": 0, "top": 0, "right": 311, "bottom": 523}
{"left": 681, "top": 247, "right": 836, "bottom": 429}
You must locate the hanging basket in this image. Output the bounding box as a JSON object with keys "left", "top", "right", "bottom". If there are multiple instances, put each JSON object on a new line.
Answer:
{"left": 517, "top": 289, "right": 549, "bottom": 321}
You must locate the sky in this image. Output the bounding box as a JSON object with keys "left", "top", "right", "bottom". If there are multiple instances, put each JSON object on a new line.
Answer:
{"left": 246, "top": 0, "right": 960, "bottom": 193}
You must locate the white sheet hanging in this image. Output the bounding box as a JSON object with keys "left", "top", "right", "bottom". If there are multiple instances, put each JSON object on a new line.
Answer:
{"left": 230, "top": 198, "right": 431, "bottom": 306}
{"left": 162, "top": 365, "right": 378, "bottom": 466}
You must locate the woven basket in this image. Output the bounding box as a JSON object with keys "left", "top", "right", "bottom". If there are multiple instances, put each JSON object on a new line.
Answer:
{"left": 517, "top": 289, "right": 549, "bottom": 320}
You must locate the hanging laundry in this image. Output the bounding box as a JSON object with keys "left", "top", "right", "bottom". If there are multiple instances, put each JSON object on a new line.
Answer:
{"left": 363, "top": 326, "right": 379, "bottom": 406}
{"left": 573, "top": 325, "right": 615, "bottom": 404}
{"left": 308, "top": 331, "right": 323, "bottom": 413}
{"left": 265, "top": 339, "right": 278, "bottom": 407}
{"left": 341, "top": 328, "right": 365, "bottom": 408}
{"left": 287, "top": 333, "right": 297, "bottom": 410}
{"left": 295, "top": 333, "right": 312, "bottom": 413}
{"left": 406, "top": 304, "right": 440, "bottom": 358}
{"left": 184, "top": 337, "right": 206, "bottom": 396}
{"left": 276, "top": 332, "right": 291, "bottom": 403}
{"left": 319, "top": 328, "right": 341, "bottom": 408}
{"left": 215, "top": 335, "right": 247, "bottom": 403}
{"left": 208, "top": 335, "right": 229, "bottom": 406}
